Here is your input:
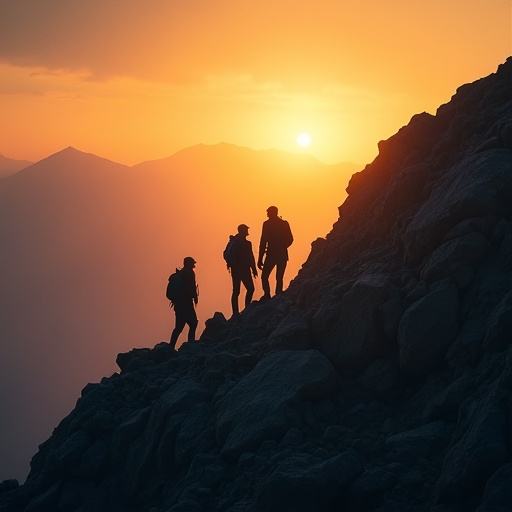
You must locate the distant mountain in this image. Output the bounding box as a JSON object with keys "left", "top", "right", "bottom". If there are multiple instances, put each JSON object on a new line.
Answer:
{"left": 0, "top": 143, "right": 358, "bottom": 483}
{"left": 0, "top": 154, "right": 32, "bottom": 178}
{"left": 1, "top": 58, "right": 511, "bottom": 512}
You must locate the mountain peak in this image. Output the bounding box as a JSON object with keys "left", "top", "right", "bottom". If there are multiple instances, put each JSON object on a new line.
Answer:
{"left": 12, "top": 146, "right": 130, "bottom": 180}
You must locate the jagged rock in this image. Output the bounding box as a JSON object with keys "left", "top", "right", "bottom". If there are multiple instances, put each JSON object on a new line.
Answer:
{"left": 362, "top": 358, "right": 402, "bottom": 398}
{"left": 422, "top": 373, "right": 475, "bottom": 422}
{"left": 385, "top": 421, "right": 455, "bottom": 464}
{"left": 482, "top": 290, "right": 512, "bottom": 352}
{"left": 404, "top": 150, "right": 512, "bottom": 264}
{"left": 25, "top": 481, "right": 61, "bottom": 512}
{"left": 215, "top": 350, "right": 339, "bottom": 460}
{"left": 254, "top": 451, "right": 362, "bottom": 512}
{"left": 201, "top": 311, "right": 229, "bottom": 341}
{"left": 436, "top": 387, "right": 509, "bottom": 501}
{"left": 476, "top": 463, "right": 512, "bottom": 512}
{"left": 321, "top": 273, "right": 398, "bottom": 371}
{"left": 48, "top": 430, "right": 93, "bottom": 476}
{"left": 420, "top": 232, "right": 490, "bottom": 289}
{"left": 122, "top": 377, "right": 211, "bottom": 500}
{"left": 398, "top": 279, "right": 459, "bottom": 377}
{"left": 266, "top": 309, "right": 311, "bottom": 350}
{"left": 346, "top": 466, "right": 397, "bottom": 509}
{"left": 0, "top": 480, "right": 18, "bottom": 495}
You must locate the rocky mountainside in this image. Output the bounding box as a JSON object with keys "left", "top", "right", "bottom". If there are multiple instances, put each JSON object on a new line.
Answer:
{"left": 1, "top": 57, "right": 511, "bottom": 511}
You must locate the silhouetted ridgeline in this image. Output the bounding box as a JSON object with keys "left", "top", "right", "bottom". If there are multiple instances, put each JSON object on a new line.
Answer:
{"left": 0, "top": 154, "right": 32, "bottom": 178}
{"left": 1, "top": 58, "right": 511, "bottom": 511}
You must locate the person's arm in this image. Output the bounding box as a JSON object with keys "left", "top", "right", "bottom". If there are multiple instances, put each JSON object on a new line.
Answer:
{"left": 192, "top": 274, "right": 198, "bottom": 304}
{"left": 257, "top": 223, "right": 266, "bottom": 269}
{"left": 184, "top": 270, "right": 198, "bottom": 304}
{"left": 284, "top": 220, "right": 293, "bottom": 247}
{"left": 248, "top": 241, "right": 258, "bottom": 277}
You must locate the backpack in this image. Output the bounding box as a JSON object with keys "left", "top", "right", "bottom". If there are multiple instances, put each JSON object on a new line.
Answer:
{"left": 166, "top": 269, "right": 184, "bottom": 303}
{"left": 281, "top": 219, "right": 294, "bottom": 248}
{"left": 223, "top": 235, "right": 239, "bottom": 268}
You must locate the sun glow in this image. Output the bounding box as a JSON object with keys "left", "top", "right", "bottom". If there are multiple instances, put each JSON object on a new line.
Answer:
{"left": 296, "top": 132, "right": 312, "bottom": 148}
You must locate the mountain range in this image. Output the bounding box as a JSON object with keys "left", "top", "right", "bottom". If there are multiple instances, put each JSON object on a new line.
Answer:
{"left": 0, "top": 143, "right": 358, "bottom": 484}
{"left": 0, "top": 154, "right": 32, "bottom": 178}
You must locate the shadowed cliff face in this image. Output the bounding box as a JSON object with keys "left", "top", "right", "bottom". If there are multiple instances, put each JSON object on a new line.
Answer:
{"left": 1, "top": 58, "right": 512, "bottom": 512}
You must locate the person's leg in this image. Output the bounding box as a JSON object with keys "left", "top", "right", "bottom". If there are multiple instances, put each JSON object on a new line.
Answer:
{"left": 187, "top": 311, "right": 198, "bottom": 342}
{"left": 261, "top": 259, "right": 275, "bottom": 298}
{"left": 170, "top": 311, "right": 186, "bottom": 348}
{"left": 231, "top": 272, "right": 242, "bottom": 315}
{"left": 275, "top": 259, "right": 287, "bottom": 295}
{"left": 241, "top": 269, "right": 255, "bottom": 307}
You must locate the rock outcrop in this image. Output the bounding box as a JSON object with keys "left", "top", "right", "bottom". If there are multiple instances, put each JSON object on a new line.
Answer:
{"left": 1, "top": 58, "right": 512, "bottom": 511}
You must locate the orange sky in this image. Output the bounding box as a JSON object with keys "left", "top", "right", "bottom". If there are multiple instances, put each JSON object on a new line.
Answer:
{"left": 0, "top": 0, "right": 510, "bottom": 166}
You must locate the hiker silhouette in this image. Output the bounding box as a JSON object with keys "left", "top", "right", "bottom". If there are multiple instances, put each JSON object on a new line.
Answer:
{"left": 168, "top": 256, "right": 198, "bottom": 349}
{"left": 224, "top": 224, "right": 258, "bottom": 316}
{"left": 257, "top": 206, "right": 293, "bottom": 298}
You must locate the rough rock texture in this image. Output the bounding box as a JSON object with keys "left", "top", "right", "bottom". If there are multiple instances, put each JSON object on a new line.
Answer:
{"left": 1, "top": 58, "right": 512, "bottom": 512}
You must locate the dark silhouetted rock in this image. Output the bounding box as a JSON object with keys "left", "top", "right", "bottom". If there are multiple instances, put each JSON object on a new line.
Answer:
{"left": 436, "top": 388, "right": 509, "bottom": 500}
{"left": 215, "top": 350, "right": 339, "bottom": 460}
{"left": 398, "top": 279, "right": 459, "bottom": 377}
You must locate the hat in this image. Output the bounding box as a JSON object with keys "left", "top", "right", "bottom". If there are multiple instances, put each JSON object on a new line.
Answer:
{"left": 183, "top": 256, "right": 196, "bottom": 266}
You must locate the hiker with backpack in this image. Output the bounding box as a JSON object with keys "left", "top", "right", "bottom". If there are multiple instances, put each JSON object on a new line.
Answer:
{"left": 167, "top": 256, "right": 199, "bottom": 349}
{"left": 257, "top": 206, "right": 293, "bottom": 299}
{"left": 223, "top": 224, "right": 258, "bottom": 316}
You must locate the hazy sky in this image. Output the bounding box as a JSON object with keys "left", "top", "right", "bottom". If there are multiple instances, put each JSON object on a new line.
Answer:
{"left": 0, "top": 0, "right": 510, "bottom": 166}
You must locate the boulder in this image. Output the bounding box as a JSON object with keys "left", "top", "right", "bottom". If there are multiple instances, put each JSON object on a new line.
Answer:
{"left": 436, "top": 388, "right": 509, "bottom": 500}
{"left": 404, "top": 150, "right": 512, "bottom": 263}
{"left": 255, "top": 451, "right": 362, "bottom": 512}
{"left": 385, "top": 421, "right": 454, "bottom": 464}
{"left": 420, "top": 232, "right": 490, "bottom": 289}
{"left": 215, "top": 350, "right": 339, "bottom": 460}
{"left": 321, "top": 274, "right": 397, "bottom": 371}
{"left": 482, "top": 291, "right": 512, "bottom": 353}
{"left": 477, "top": 464, "right": 512, "bottom": 512}
{"left": 398, "top": 279, "right": 459, "bottom": 377}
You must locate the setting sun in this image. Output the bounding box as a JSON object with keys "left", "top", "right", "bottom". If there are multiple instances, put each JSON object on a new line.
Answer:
{"left": 296, "top": 133, "right": 312, "bottom": 148}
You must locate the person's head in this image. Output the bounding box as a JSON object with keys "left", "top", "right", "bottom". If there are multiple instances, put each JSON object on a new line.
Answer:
{"left": 237, "top": 224, "right": 249, "bottom": 236}
{"left": 266, "top": 206, "right": 278, "bottom": 218}
{"left": 183, "top": 256, "right": 196, "bottom": 269}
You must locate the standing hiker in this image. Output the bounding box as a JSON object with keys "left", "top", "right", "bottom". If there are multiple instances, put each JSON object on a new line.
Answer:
{"left": 167, "top": 256, "right": 198, "bottom": 349}
{"left": 257, "top": 206, "right": 293, "bottom": 299}
{"left": 224, "top": 224, "right": 258, "bottom": 316}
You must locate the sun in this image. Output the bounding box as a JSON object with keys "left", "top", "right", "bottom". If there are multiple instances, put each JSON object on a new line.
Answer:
{"left": 296, "top": 132, "right": 312, "bottom": 148}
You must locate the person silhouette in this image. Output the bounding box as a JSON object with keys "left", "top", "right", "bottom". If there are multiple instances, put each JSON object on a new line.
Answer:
{"left": 226, "top": 224, "right": 258, "bottom": 316}
{"left": 257, "top": 206, "right": 293, "bottom": 299}
{"left": 169, "top": 256, "right": 198, "bottom": 349}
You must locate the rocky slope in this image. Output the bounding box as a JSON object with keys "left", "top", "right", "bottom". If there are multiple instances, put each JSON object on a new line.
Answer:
{"left": 1, "top": 57, "right": 512, "bottom": 511}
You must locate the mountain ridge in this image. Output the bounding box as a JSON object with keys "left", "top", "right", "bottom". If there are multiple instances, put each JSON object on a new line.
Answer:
{"left": 0, "top": 154, "right": 32, "bottom": 178}
{"left": 5, "top": 143, "right": 359, "bottom": 177}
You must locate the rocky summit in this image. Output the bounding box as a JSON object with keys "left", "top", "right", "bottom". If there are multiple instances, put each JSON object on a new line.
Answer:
{"left": 1, "top": 58, "right": 512, "bottom": 512}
